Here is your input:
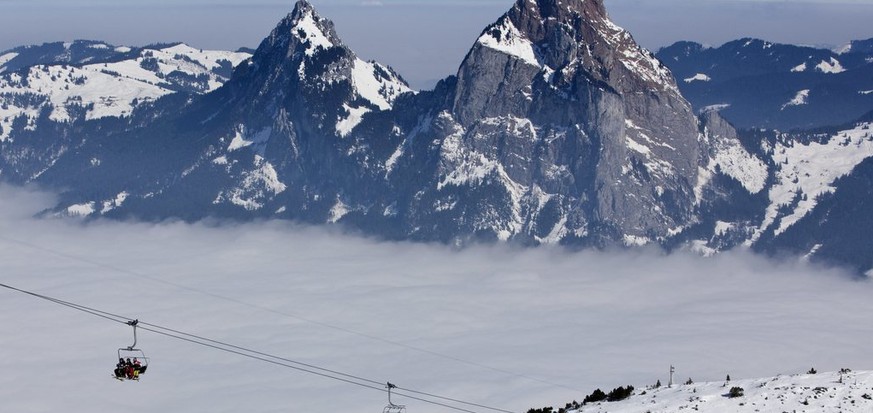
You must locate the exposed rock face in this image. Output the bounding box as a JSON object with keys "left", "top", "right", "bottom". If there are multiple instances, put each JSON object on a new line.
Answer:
{"left": 389, "top": 0, "right": 705, "bottom": 245}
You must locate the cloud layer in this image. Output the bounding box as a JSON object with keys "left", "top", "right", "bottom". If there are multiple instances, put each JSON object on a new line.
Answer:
{"left": 0, "top": 184, "right": 871, "bottom": 413}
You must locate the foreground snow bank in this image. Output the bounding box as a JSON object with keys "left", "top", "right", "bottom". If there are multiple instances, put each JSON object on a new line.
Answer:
{"left": 575, "top": 370, "right": 873, "bottom": 413}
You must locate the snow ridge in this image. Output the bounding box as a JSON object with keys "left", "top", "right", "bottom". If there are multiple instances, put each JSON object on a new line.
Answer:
{"left": 573, "top": 370, "right": 873, "bottom": 413}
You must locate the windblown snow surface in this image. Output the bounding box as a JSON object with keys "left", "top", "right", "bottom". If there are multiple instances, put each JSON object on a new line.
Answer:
{"left": 574, "top": 370, "right": 873, "bottom": 413}
{"left": 0, "top": 186, "right": 871, "bottom": 413}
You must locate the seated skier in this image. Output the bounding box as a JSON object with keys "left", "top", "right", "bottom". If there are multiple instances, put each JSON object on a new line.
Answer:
{"left": 132, "top": 358, "right": 142, "bottom": 378}
{"left": 114, "top": 358, "right": 126, "bottom": 378}
{"left": 125, "top": 358, "right": 135, "bottom": 379}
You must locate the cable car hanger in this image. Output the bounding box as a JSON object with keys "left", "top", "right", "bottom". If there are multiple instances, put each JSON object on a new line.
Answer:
{"left": 384, "top": 382, "right": 407, "bottom": 413}
{"left": 114, "top": 319, "right": 149, "bottom": 381}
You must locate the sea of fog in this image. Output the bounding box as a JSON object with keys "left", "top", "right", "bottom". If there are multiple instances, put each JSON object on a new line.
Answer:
{"left": 0, "top": 184, "right": 871, "bottom": 413}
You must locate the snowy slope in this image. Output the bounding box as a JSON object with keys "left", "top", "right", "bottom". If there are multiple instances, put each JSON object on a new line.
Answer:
{"left": 477, "top": 16, "right": 542, "bottom": 67}
{"left": 337, "top": 57, "right": 413, "bottom": 137}
{"left": 0, "top": 43, "right": 249, "bottom": 141}
{"left": 0, "top": 40, "right": 136, "bottom": 74}
{"left": 575, "top": 370, "right": 873, "bottom": 413}
{"left": 754, "top": 121, "right": 873, "bottom": 241}
{"left": 0, "top": 52, "right": 17, "bottom": 72}
{"left": 0, "top": 65, "right": 169, "bottom": 127}
{"left": 697, "top": 114, "right": 768, "bottom": 200}
{"left": 98, "top": 43, "right": 249, "bottom": 93}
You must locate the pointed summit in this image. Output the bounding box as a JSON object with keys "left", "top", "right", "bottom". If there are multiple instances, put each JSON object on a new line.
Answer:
{"left": 471, "top": 0, "right": 675, "bottom": 94}
{"left": 455, "top": 0, "right": 683, "bottom": 126}
{"left": 508, "top": 0, "right": 608, "bottom": 34}
{"left": 211, "top": 0, "right": 410, "bottom": 138}
{"left": 293, "top": 0, "right": 314, "bottom": 12}
{"left": 255, "top": 0, "right": 342, "bottom": 60}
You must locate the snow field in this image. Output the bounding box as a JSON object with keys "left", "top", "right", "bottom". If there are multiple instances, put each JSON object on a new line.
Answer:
{"left": 576, "top": 370, "right": 873, "bottom": 413}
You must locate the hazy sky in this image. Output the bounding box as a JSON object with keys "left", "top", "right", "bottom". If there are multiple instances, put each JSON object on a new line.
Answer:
{"left": 1, "top": 0, "right": 872, "bottom": 88}
{"left": 0, "top": 184, "right": 872, "bottom": 412}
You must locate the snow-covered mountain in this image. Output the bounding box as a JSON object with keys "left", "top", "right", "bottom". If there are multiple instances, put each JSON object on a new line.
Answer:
{"left": 1, "top": 0, "right": 873, "bottom": 274}
{"left": 0, "top": 40, "right": 139, "bottom": 73}
{"left": 748, "top": 113, "right": 873, "bottom": 274}
{"left": 538, "top": 370, "right": 873, "bottom": 413}
{"left": 665, "top": 114, "right": 873, "bottom": 273}
{"left": 0, "top": 41, "right": 250, "bottom": 141}
{"left": 0, "top": 0, "right": 413, "bottom": 220}
{"left": 657, "top": 38, "right": 873, "bottom": 130}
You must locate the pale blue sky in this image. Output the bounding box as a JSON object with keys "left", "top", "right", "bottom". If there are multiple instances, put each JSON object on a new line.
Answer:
{"left": 1, "top": 0, "right": 871, "bottom": 88}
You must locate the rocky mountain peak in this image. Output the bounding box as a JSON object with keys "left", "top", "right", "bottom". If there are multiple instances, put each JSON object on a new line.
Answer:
{"left": 442, "top": 0, "right": 705, "bottom": 244}
{"left": 205, "top": 0, "right": 410, "bottom": 144}
{"left": 255, "top": 0, "right": 341, "bottom": 62}
{"left": 466, "top": 0, "right": 678, "bottom": 100}
{"left": 508, "top": 0, "right": 607, "bottom": 29}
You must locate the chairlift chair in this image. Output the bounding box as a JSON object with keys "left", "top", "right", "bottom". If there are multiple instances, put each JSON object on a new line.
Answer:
{"left": 383, "top": 382, "right": 406, "bottom": 413}
{"left": 114, "top": 320, "right": 149, "bottom": 381}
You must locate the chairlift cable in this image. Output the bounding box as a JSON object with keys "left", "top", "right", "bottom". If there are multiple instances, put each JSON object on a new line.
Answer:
{"left": 134, "top": 321, "right": 515, "bottom": 413}
{"left": 137, "top": 320, "right": 386, "bottom": 386}
{"left": 0, "top": 282, "right": 385, "bottom": 388}
{"left": 136, "top": 324, "right": 486, "bottom": 413}
{"left": 0, "top": 234, "right": 577, "bottom": 392}
{"left": 0, "top": 281, "right": 519, "bottom": 413}
{"left": 0, "top": 282, "right": 130, "bottom": 325}
{"left": 0, "top": 284, "right": 390, "bottom": 392}
{"left": 394, "top": 386, "right": 516, "bottom": 413}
